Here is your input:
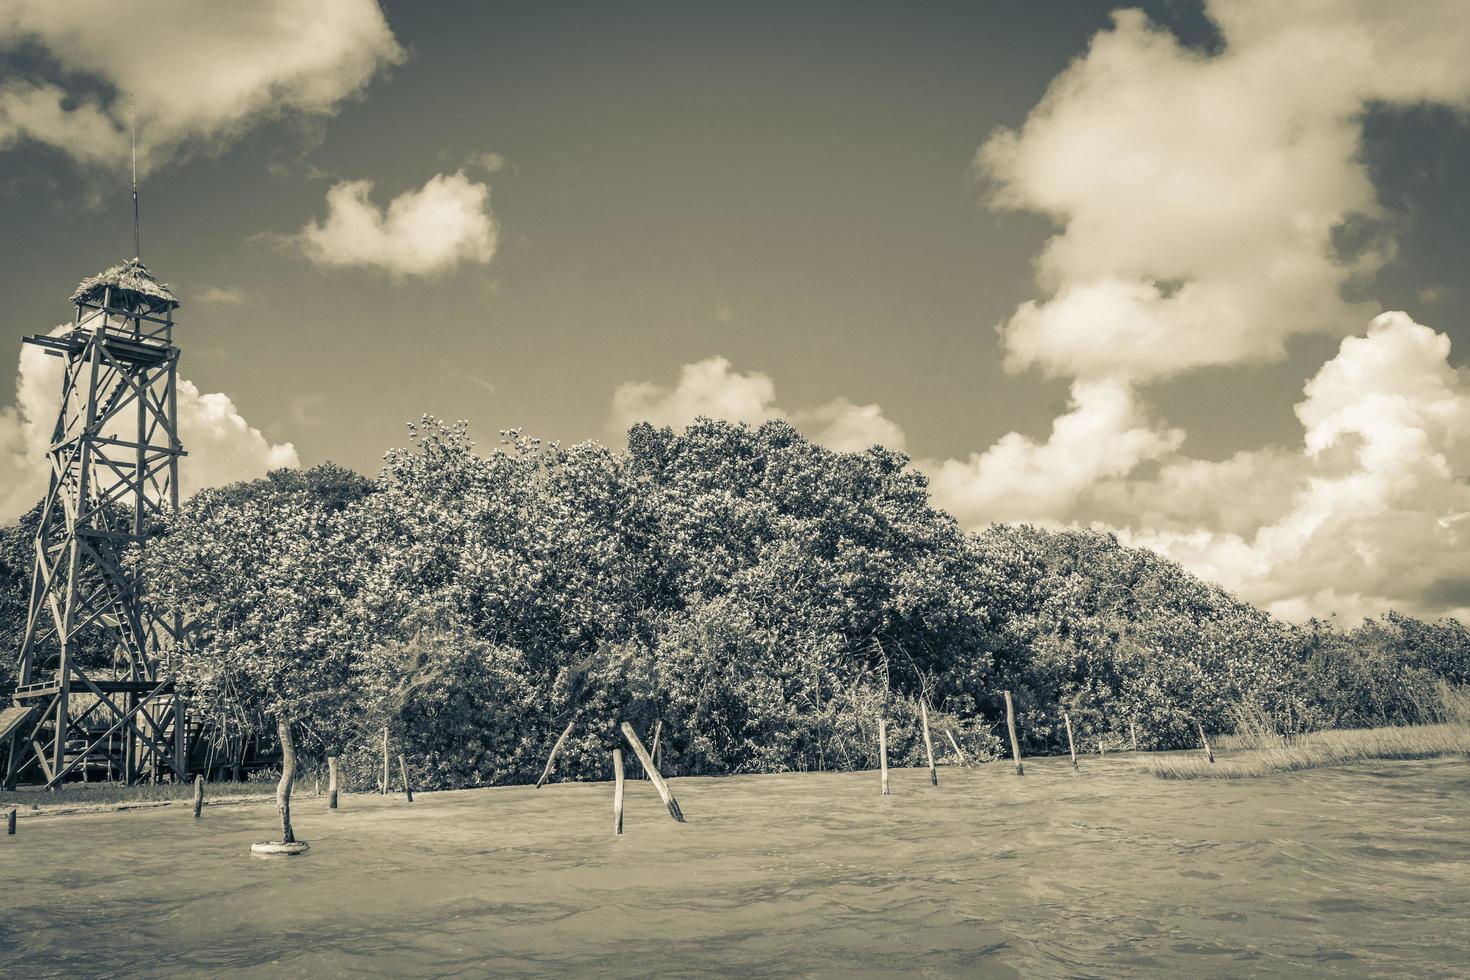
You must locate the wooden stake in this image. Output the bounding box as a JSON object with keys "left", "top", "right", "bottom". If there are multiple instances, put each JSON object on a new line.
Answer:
{"left": 536, "top": 719, "right": 576, "bottom": 789}
{"left": 1130, "top": 721, "right": 1138, "bottom": 752}
{"left": 647, "top": 720, "right": 663, "bottom": 780}
{"left": 381, "top": 726, "right": 389, "bottom": 795}
{"left": 328, "top": 755, "right": 339, "bottom": 810}
{"left": 6, "top": 808, "right": 14, "bottom": 835}
{"left": 1064, "top": 711, "right": 1078, "bottom": 770}
{"left": 612, "top": 747, "right": 625, "bottom": 836}
{"left": 1198, "top": 721, "right": 1215, "bottom": 763}
{"left": 944, "top": 729, "right": 969, "bottom": 767}
{"left": 398, "top": 754, "right": 414, "bottom": 802}
{"left": 192, "top": 774, "right": 204, "bottom": 818}
{"left": 919, "top": 701, "right": 938, "bottom": 786}
{"left": 878, "top": 716, "right": 890, "bottom": 795}
{"left": 1003, "top": 690, "right": 1024, "bottom": 776}
{"left": 619, "top": 722, "right": 684, "bottom": 822}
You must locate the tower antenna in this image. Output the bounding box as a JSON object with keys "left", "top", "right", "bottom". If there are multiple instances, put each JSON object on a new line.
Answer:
{"left": 131, "top": 97, "right": 140, "bottom": 259}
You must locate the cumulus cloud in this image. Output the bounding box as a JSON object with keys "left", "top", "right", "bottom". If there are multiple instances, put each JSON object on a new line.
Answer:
{"left": 293, "top": 171, "right": 498, "bottom": 278}
{"left": 1123, "top": 313, "right": 1470, "bottom": 624}
{"left": 979, "top": 1, "right": 1470, "bottom": 382}
{"left": 611, "top": 356, "right": 906, "bottom": 453}
{"left": 0, "top": 328, "right": 298, "bottom": 521}
{"left": 932, "top": 1, "right": 1470, "bottom": 620}
{"left": 926, "top": 380, "right": 1181, "bottom": 526}
{"left": 0, "top": 0, "right": 402, "bottom": 170}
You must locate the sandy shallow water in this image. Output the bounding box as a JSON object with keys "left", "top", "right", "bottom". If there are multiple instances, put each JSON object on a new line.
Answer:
{"left": 3, "top": 755, "right": 1467, "bottom": 977}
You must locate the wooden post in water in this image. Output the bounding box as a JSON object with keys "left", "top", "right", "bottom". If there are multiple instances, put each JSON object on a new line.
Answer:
{"left": 536, "top": 718, "right": 577, "bottom": 789}
{"left": 380, "top": 726, "right": 389, "bottom": 795}
{"left": 878, "top": 717, "right": 890, "bottom": 795}
{"left": 646, "top": 720, "right": 663, "bottom": 780}
{"left": 328, "top": 756, "right": 339, "bottom": 809}
{"left": 612, "top": 748, "right": 625, "bottom": 836}
{"left": 398, "top": 755, "right": 414, "bottom": 802}
{"left": 6, "top": 808, "right": 15, "bottom": 835}
{"left": 192, "top": 774, "right": 204, "bottom": 818}
{"left": 945, "top": 729, "right": 969, "bottom": 767}
{"left": 1003, "top": 690, "right": 1024, "bottom": 776}
{"left": 919, "top": 701, "right": 938, "bottom": 786}
{"left": 620, "top": 722, "right": 684, "bottom": 822}
{"left": 1064, "top": 711, "right": 1078, "bottom": 770}
{"left": 1130, "top": 721, "right": 1138, "bottom": 752}
{"left": 1198, "top": 721, "right": 1215, "bottom": 763}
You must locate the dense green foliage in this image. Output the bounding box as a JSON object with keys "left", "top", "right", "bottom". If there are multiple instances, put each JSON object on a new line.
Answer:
{"left": 3, "top": 418, "right": 1467, "bottom": 789}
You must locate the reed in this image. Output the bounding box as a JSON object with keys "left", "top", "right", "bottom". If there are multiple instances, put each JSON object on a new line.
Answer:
{"left": 1140, "top": 720, "right": 1470, "bottom": 780}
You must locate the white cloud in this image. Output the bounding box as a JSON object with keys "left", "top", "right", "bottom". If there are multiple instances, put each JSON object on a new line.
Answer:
{"left": 196, "top": 286, "right": 244, "bottom": 305}
{"left": 611, "top": 356, "right": 906, "bottom": 453}
{"left": 1124, "top": 312, "right": 1470, "bottom": 624}
{"left": 933, "top": 2, "right": 1470, "bottom": 621}
{"left": 612, "top": 357, "right": 780, "bottom": 431}
{"left": 925, "top": 380, "right": 1182, "bottom": 526}
{"left": 0, "top": 0, "right": 402, "bottom": 170}
{"left": 979, "top": 2, "right": 1470, "bottom": 382}
{"left": 795, "top": 398, "right": 907, "bottom": 453}
{"left": 293, "top": 171, "right": 498, "bottom": 278}
{"left": 0, "top": 328, "right": 298, "bottom": 522}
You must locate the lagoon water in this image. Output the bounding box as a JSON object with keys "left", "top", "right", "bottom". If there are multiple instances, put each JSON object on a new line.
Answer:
{"left": 3, "top": 755, "right": 1468, "bottom": 978}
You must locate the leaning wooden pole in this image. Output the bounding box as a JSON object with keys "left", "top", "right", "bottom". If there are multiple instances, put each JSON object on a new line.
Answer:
{"left": 919, "top": 701, "right": 938, "bottom": 786}
{"left": 945, "top": 729, "right": 969, "bottom": 768}
{"left": 536, "top": 718, "right": 577, "bottom": 789}
{"left": 612, "top": 748, "right": 625, "bottom": 836}
{"left": 1003, "top": 690, "right": 1024, "bottom": 776}
{"left": 398, "top": 754, "right": 414, "bottom": 803}
{"left": 327, "top": 755, "right": 339, "bottom": 810}
{"left": 192, "top": 774, "right": 204, "bottom": 818}
{"left": 878, "top": 716, "right": 890, "bottom": 795}
{"left": 620, "top": 722, "right": 684, "bottom": 822}
{"left": 1064, "top": 711, "right": 1078, "bottom": 770}
{"left": 1198, "top": 721, "right": 1215, "bottom": 764}
{"left": 646, "top": 719, "right": 663, "bottom": 781}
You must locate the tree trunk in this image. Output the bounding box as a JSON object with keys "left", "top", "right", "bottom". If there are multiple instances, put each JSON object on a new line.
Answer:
{"left": 276, "top": 716, "right": 297, "bottom": 844}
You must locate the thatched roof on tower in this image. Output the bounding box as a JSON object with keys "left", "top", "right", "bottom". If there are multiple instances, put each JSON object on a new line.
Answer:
{"left": 71, "top": 257, "right": 179, "bottom": 310}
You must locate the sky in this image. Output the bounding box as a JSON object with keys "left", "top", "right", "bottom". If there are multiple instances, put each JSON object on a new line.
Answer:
{"left": 1, "top": 0, "right": 1468, "bottom": 625}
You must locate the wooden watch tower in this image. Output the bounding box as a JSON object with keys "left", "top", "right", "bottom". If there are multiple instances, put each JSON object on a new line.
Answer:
{"left": 1, "top": 258, "right": 189, "bottom": 789}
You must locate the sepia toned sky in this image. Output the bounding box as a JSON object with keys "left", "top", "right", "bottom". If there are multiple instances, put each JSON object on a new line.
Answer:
{"left": 1, "top": 1, "right": 1468, "bottom": 624}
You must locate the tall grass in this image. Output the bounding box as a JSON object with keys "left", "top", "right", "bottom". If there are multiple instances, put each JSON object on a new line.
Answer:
{"left": 1142, "top": 683, "right": 1470, "bottom": 780}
